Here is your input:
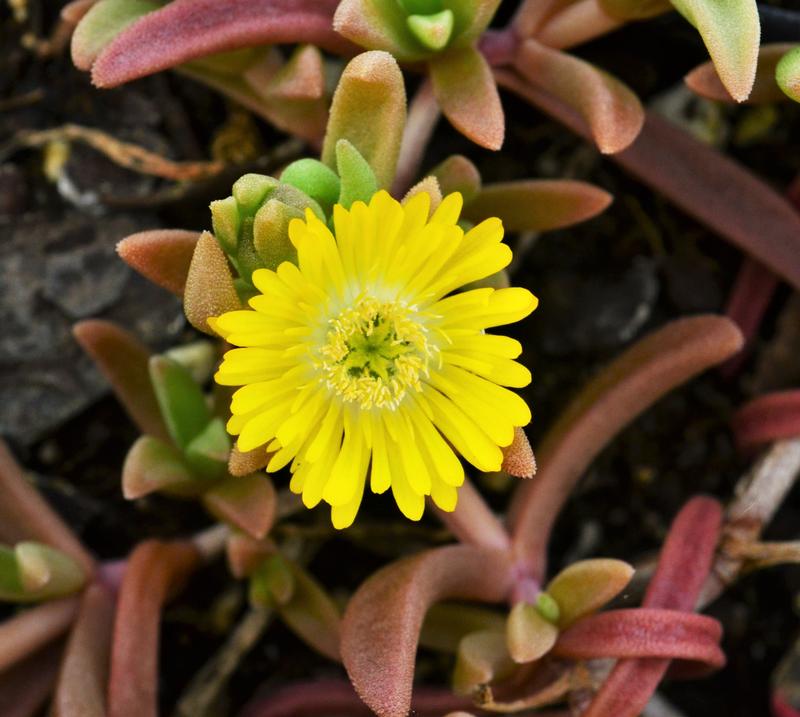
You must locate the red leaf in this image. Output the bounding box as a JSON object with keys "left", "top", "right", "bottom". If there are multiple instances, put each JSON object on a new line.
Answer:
{"left": 91, "top": 0, "right": 351, "bottom": 88}
{"left": 0, "top": 441, "right": 95, "bottom": 576}
{"left": 108, "top": 541, "right": 200, "bottom": 717}
{"left": 52, "top": 584, "right": 116, "bottom": 717}
{"left": 732, "top": 391, "right": 800, "bottom": 452}
{"left": 341, "top": 545, "right": 514, "bottom": 717}
{"left": 509, "top": 317, "right": 741, "bottom": 578}
{"left": 72, "top": 320, "right": 169, "bottom": 442}
{"left": 116, "top": 229, "right": 199, "bottom": 296}
{"left": 202, "top": 474, "right": 277, "bottom": 540}
{"left": 498, "top": 72, "right": 800, "bottom": 291}
{"left": 554, "top": 608, "right": 724, "bottom": 670}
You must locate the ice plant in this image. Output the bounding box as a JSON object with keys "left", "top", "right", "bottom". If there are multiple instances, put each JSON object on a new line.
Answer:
{"left": 211, "top": 189, "right": 537, "bottom": 528}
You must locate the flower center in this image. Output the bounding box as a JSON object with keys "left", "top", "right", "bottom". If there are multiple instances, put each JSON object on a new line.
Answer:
{"left": 320, "top": 297, "right": 434, "bottom": 410}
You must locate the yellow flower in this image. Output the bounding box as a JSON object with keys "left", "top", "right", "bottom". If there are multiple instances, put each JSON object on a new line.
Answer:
{"left": 211, "top": 190, "right": 537, "bottom": 528}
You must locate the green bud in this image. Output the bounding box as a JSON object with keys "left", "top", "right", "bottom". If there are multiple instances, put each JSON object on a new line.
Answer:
{"left": 185, "top": 417, "right": 231, "bottom": 480}
{"left": 336, "top": 139, "right": 379, "bottom": 209}
{"left": 535, "top": 591, "right": 561, "bottom": 625}
{"left": 407, "top": 9, "right": 454, "bottom": 51}
{"left": 253, "top": 199, "right": 303, "bottom": 270}
{"left": 209, "top": 196, "right": 240, "bottom": 255}
{"left": 232, "top": 174, "right": 279, "bottom": 215}
{"left": 280, "top": 159, "right": 341, "bottom": 215}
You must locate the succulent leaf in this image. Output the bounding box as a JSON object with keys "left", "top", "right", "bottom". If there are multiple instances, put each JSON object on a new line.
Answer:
{"left": 336, "top": 140, "right": 380, "bottom": 209}
{"left": 777, "top": 46, "right": 800, "bottom": 102}
{"left": 202, "top": 474, "right": 277, "bottom": 540}
{"left": 506, "top": 602, "right": 559, "bottom": 663}
{"left": 452, "top": 629, "right": 514, "bottom": 696}
{"left": 122, "top": 435, "right": 199, "bottom": 499}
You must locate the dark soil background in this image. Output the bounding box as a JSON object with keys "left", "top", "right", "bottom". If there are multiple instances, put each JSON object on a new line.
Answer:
{"left": 2, "top": 1, "right": 800, "bottom": 715}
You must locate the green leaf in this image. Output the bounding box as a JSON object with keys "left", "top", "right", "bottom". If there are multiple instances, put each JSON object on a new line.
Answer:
{"left": 429, "top": 46, "right": 504, "bottom": 150}
{"left": 252, "top": 199, "right": 303, "bottom": 270}
{"left": 0, "top": 543, "right": 86, "bottom": 603}
{"left": 452, "top": 630, "right": 514, "bottom": 696}
{"left": 185, "top": 418, "right": 230, "bottom": 480}
{"left": 71, "top": 0, "right": 162, "bottom": 70}
{"left": 399, "top": 0, "right": 444, "bottom": 14}
{"left": 232, "top": 174, "right": 279, "bottom": 215}
{"left": 670, "top": 0, "right": 760, "bottom": 102}
{"left": 122, "top": 435, "right": 201, "bottom": 499}
{"left": 336, "top": 139, "right": 379, "bottom": 209}
{"left": 250, "top": 554, "right": 295, "bottom": 607}
{"left": 149, "top": 356, "right": 212, "bottom": 450}
{"left": 280, "top": 159, "right": 341, "bottom": 215}
{"left": 444, "top": 0, "right": 502, "bottom": 44}
{"left": 322, "top": 51, "right": 407, "bottom": 189}
{"left": 0, "top": 546, "right": 23, "bottom": 599}
{"left": 407, "top": 10, "right": 454, "bottom": 50}
{"left": 210, "top": 196, "right": 241, "bottom": 255}
{"left": 776, "top": 46, "right": 800, "bottom": 103}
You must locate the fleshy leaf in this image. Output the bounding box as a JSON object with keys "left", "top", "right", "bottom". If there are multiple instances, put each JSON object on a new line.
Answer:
{"left": 184, "top": 418, "right": 230, "bottom": 480}
{"left": 184, "top": 231, "right": 243, "bottom": 334}
{"left": 149, "top": 355, "right": 212, "bottom": 450}
{"left": 671, "top": 0, "right": 760, "bottom": 102}
{"left": 71, "top": 0, "right": 161, "bottom": 70}
{"left": 73, "top": 320, "right": 169, "bottom": 442}
{"left": 277, "top": 561, "right": 342, "bottom": 661}
{"left": 430, "top": 46, "right": 504, "bottom": 150}
{"left": 464, "top": 179, "right": 612, "bottom": 232}
{"left": 122, "top": 436, "right": 199, "bottom": 499}
{"left": 599, "top": 0, "right": 671, "bottom": 20}
{"left": 337, "top": 139, "right": 380, "bottom": 209}
{"left": 202, "top": 474, "right": 277, "bottom": 540}
{"left": 506, "top": 602, "right": 559, "bottom": 663}
{"left": 334, "top": 0, "right": 429, "bottom": 62}
{"left": 546, "top": 558, "right": 634, "bottom": 628}
{"left": 280, "top": 159, "right": 342, "bottom": 214}
{"left": 514, "top": 39, "right": 643, "bottom": 154}
{"left": 510, "top": 316, "right": 743, "bottom": 578}
{"left": 430, "top": 155, "right": 482, "bottom": 203}
{"left": 686, "top": 43, "right": 794, "bottom": 104}
{"left": 452, "top": 630, "right": 514, "bottom": 696}
{"left": 341, "top": 545, "right": 513, "bottom": 717}
{"left": 322, "top": 51, "right": 407, "bottom": 190}
{"left": 777, "top": 46, "right": 800, "bottom": 102}
{"left": 116, "top": 229, "right": 199, "bottom": 296}
{"left": 261, "top": 44, "right": 325, "bottom": 102}
{"left": 732, "top": 391, "right": 800, "bottom": 453}
{"left": 421, "top": 603, "right": 506, "bottom": 652}
{"left": 90, "top": 0, "right": 348, "bottom": 87}
{"left": 250, "top": 554, "right": 295, "bottom": 607}
{"left": 407, "top": 10, "right": 454, "bottom": 50}
{"left": 403, "top": 176, "right": 443, "bottom": 211}
{"left": 449, "top": 0, "right": 504, "bottom": 44}
{"left": 12, "top": 543, "right": 86, "bottom": 602}
{"left": 226, "top": 533, "right": 275, "bottom": 579}
{"left": 253, "top": 200, "right": 303, "bottom": 269}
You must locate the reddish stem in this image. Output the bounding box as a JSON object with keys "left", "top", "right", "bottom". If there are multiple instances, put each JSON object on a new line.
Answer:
{"left": 431, "top": 479, "right": 511, "bottom": 552}
{"left": 107, "top": 540, "right": 200, "bottom": 717}
{"left": 732, "top": 391, "right": 800, "bottom": 453}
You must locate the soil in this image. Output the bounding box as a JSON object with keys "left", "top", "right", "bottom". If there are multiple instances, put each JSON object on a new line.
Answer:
{"left": 2, "top": 1, "right": 800, "bottom": 716}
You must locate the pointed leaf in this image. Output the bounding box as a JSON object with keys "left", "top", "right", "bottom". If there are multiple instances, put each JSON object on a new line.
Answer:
{"left": 13, "top": 543, "right": 86, "bottom": 602}
{"left": 203, "top": 474, "right": 277, "bottom": 540}
{"left": 403, "top": 176, "right": 443, "bottom": 211}
{"left": 502, "top": 426, "right": 536, "bottom": 478}
{"left": 671, "top": 0, "right": 760, "bottom": 102}
{"left": 122, "top": 436, "right": 199, "bottom": 500}
{"left": 451, "top": 0, "right": 504, "bottom": 44}
{"left": 322, "top": 51, "right": 407, "bottom": 189}
{"left": 686, "top": 43, "right": 793, "bottom": 104}
{"left": 506, "top": 602, "right": 559, "bottom": 663}
{"left": 341, "top": 545, "right": 514, "bottom": 717}
{"left": 334, "top": 0, "right": 429, "bottom": 62}
{"left": 278, "top": 561, "right": 342, "bottom": 661}
{"left": 452, "top": 630, "right": 514, "bottom": 696}
{"left": 116, "top": 229, "right": 199, "bottom": 296}
{"left": 185, "top": 231, "right": 243, "bottom": 334}
{"left": 431, "top": 155, "right": 482, "bottom": 203}
{"left": 510, "top": 317, "right": 743, "bottom": 578}
{"left": 546, "top": 558, "right": 634, "bottom": 628}
{"left": 149, "top": 355, "right": 212, "bottom": 450}
{"left": 407, "top": 10, "right": 455, "bottom": 51}
{"left": 226, "top": 533, "right": 275, "bottom": 579}
{"left": 464, "top": 179, "right": 612, "bottom": 232}
{"left": 514, "top": 39, "right": 643, "bottom": 154}
{"left": 250, "top": 554, "right": 295, "bottom": 607}
{"left": 90, "top": 0, "right": 348, "bottom": 87}
{"left": 263, "top": 44, "right": 325, "bottom": 101}
{"left": 430, "top": 46, "right": 504, "bottom": 150}
{"left": 71, "top": 0, "right": 161, "bottom": 70}
{"left": 73, "top": 320, "right": 169, "bottom": 442}
{"left": 777, "top": 46, "right": 800, "bottom": 102}
{"left": 336, "top": 139, "right": 380, "bottom": 209}
{"left": 185, "top": 418, "right": 230, "bottom": 480}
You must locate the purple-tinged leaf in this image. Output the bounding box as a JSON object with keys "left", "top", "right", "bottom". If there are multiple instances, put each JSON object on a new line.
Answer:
{"left": 52, "top": 584, "right": 115, "bottom": 717}
{"left": 226, "top": 534, "right": 275, "bottom": 579}
{"left": 554, "top": 608, "right": 724, "bottom": 670}
{"left": 0, "top": 597, "right": 78, "bottom": 673}
{"left": 122, "top": 436, "right": 197, "bottom": 500}
{"left": 0, "top": 441, "right": 96, "bottom": 576}
{"left": 116, "top": 229, "right": 199, "bottom": 296}
{"left": 509, "top": 317, "right": 742, "bottom": 578}
{"left": 73, "top": 320, "right": 169, "bottom": 442}
{"left": 671, "top": 0, "right": 760, "bottom": 102}
{"left": 202, "top": 474, "right": 277, "bottom": 540}
{"left": 259, "top": 45, "right": 325, "bottom": 102}
{"left": 686, "top": 43, "right": 793, "bottom": 104}
{"left": 341, "top": 545, "right": 514, "bottom": 717}
{"left": 534, "top": 0, "right": 626, "bottom": 49}
{"left": 464, "top": 179, "right": 612, "bottom": 232}
{"left": 514, "top": 39, "right": 643, "bottom": 154}
{"left": 732, "top": 391, "right": 800, "bottom": 453}
{"left": 90, "top": 0, "right": 349, "bottom": 88}
{"left": 430, "top": 155, "right": 482, "bottom": 203}
{"left": 430, "top": 46, "right": 505, "bottom": 150}
{"left": 108, "top": 541, "right": 200, "bottom": 717}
